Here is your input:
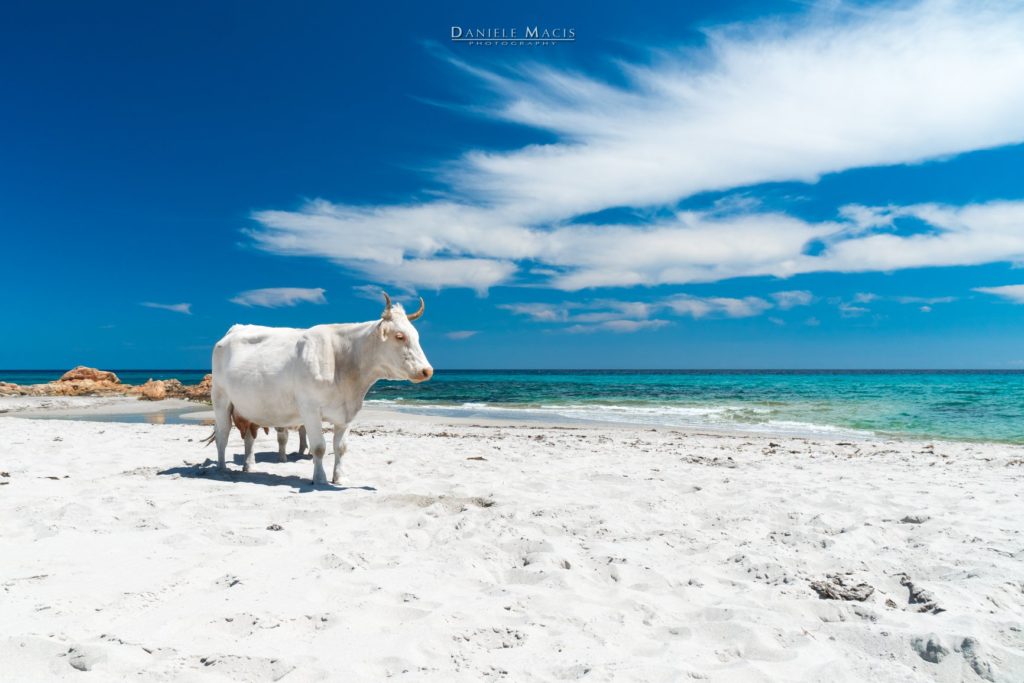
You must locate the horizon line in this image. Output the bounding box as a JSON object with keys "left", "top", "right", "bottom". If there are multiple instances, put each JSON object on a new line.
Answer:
{"left": 2, "top": 368, "right": 1024, "bottom": 373}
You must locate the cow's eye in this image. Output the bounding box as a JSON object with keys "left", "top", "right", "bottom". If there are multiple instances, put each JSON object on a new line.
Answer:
{"left": 395, "top": 332, "right": 405, "bottom": 341}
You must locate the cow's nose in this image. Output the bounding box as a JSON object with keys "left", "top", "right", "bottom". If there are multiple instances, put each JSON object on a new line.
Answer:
{"left": 421, "top": 367, "right": 433, "bottom": 380}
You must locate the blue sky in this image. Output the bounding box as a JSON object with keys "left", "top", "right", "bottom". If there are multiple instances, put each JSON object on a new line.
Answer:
{"left": 3, "top": 0, "right": 1024, "bottom": 369}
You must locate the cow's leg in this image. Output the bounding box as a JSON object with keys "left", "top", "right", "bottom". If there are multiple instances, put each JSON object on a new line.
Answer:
{"left": 242, "top": 430, "right": 256, "bottom": 472}
{"left": 331, "top": 425, "right": 349, "bottom": 485}
{"left": 276, "top": 428, "right": 289, "bottom": 463}
{"left": 298, "top": 426, "right": 308, "bottom": 456}
{"left": 212, "top": 390, "right": 232, "bottom": 471}
{"left": 301, "top": 413, "right": 328, "bottom": 485}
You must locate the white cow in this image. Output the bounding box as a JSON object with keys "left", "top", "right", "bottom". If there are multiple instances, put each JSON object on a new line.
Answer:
{"left": 211, "top": 294, "right": 432, "bottom": 484}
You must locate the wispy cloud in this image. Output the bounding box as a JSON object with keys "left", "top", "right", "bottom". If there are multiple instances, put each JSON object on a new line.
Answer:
{"left": 565, "top": 319, "right": 670, "bottom": 334}
{"left": 974, "top": 284, "right": 1024, "bottom": 303}
{"left": 499, "top": 302, "right": 570, "bottom": 322}
{"left": 230, "top": 287, "right": 327, "bottom": 308}
{"left": 446, "top": 330, "right": 480, "bottom": 340}
{"left": 838, "top": 302, "right": 870, "bottom": 318}
{"left": 250, "top": 200, "right": 1024, "bottom": 296}
{"left": 501, "top": 300, "right": 667, "bottom": 333}
{"left": 894, "top": 296, "right": 957, "bottom": 305}
{"left": 141, "top": 302, "right": 192, "bottom": 315}
{"left": 503, "top": 291, "right": 793, "bottom": 332}
{"left": 664, "top": 294, "right": 772, "bottom": 319}
{"left": 842, "top": 292, "right": 957, "bottom": 315}
{"left": 452, "top": 2, "right": 1024, "bottom": 222}
{"left": 247, "top": 2, "right": 1024, "bottom": 292}
{"left": 771, "top": 290, "right": 814, "bottom": 310}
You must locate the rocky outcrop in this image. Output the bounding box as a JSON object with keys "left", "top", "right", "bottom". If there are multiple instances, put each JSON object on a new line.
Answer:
{"left": 47, "top": 379, "right": 127, "bottom": 396}
{"left": 134, "top": 377, "right": 210, "bottom": 402}
{"left": 184, "top": 374, "right": 213, "bottom": 402}
{"left": 0, "top": 368, "right": 212, "bottom": 403}
{"left": 58, "top": 366, "right": 120, "bottom": 384}
{"left": 137, "top": 379, "right": 168, "bottom": 401}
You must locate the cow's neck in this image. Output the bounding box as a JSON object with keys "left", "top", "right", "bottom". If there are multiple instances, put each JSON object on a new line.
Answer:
{"left": 329, "top": 320, "right": 389, "bottom": 411}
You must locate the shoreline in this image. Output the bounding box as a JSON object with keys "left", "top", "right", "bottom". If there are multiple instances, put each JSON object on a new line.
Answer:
{"left": 4, "top": 367, "right": 1023, "bottom": 446}
{"left": 0, "top": 395, "right": 884, "bottom": 444}
{"left": 2, "top": 394, "right": 1016, "bottom": 449}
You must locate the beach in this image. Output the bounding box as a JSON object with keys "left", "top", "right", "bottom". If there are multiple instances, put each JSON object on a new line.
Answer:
{"left": 1, "top": 398, "right": 1022, "bottom": 681}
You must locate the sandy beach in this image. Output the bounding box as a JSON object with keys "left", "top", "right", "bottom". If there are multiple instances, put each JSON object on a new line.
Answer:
{"left": 0, "top": 399, "right": 1021, "bottom": 681}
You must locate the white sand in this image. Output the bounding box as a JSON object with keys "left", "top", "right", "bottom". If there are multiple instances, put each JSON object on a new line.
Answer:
{"left": 1, "top": 407, "right": 1022, "bottom": 681}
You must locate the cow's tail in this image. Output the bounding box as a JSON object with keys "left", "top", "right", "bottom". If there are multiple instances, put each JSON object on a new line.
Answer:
{"left": 201, "top": 403, "right": 233, "bottom": 447}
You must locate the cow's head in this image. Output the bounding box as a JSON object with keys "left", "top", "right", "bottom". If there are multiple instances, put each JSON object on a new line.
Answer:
{"left": 376, "top": 292, "right": 433, "bottom": 383}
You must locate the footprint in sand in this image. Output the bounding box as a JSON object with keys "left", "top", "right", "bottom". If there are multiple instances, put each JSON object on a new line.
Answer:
{"left": 318, "top": 553, "right": 357, "bottom": 571}
{"left": 452, "top": 627, "right": 527, "bottom": 650}
{"left": 194, "top": 654, "right": 295, "bottom": 682}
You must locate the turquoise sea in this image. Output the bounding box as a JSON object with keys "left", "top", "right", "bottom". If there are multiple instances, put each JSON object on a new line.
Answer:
{"left": 3, "top": 369, "right": 1023, "bottom": 444}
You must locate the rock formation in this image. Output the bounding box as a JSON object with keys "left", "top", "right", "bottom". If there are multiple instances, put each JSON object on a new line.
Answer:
{"left": 59, "top": 366, "right": 120, "bottom": 383}
{"left": 0, "top": 367, "right": 213, "bottom": 403}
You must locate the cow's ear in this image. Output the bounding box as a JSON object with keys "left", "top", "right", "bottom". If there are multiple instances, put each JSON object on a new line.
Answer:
{"left": 378, "top": 320, "right": 389, "bottom": 341}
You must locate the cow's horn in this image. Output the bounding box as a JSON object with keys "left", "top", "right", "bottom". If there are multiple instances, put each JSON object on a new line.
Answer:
{"left": 382, "top": 291, "right": 393, "bottom": 319}
{"left": 407, "top": 297, "right": 425, "bottom": 321}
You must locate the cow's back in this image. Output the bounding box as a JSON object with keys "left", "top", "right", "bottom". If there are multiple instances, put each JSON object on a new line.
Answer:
{"left": 212, "top": 325, "right": 309, "bottom": 424}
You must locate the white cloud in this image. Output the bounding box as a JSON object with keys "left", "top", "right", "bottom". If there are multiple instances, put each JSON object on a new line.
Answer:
{"left": 141, "top": 302, "right": 192, "bottom": 315}
{"left": 567, "top": 299, "right": 657, "bottom": 323}
{"left": 251, "top": 199, "right": 1024, "bottom": 292}
{"left": 357, "top": 257, "right": 516, "bottom": 295}
{"left": 446, "top": 330, "right": 480, "bottom": 340}
{"left": 805, "top": 316, "right": 821, "bottom": 326}
{"left": 502, "top": 299, "right": 666, "bottom": 333}
{"left": 836, "top": 291, "right": 956, "bottom": 316}
{"left": 251, "top": 202, "right": 521, "bottom": 294}
{"left": 974, "top": 284, "right": 1024, "bottom": 303}
{"left": 503, "top": 292, "right": 779, "bottom": 332}
{"left": 895, "top": 295, "right": 956, "bottom": 305}
{"left": 817, "top": 201, "right": 1024, "bottom": 272}
{"left": 248, "top": 2, "right": 1024, "bottom": 292}
{"left": 771, "top": 290, "right": 813, "bottom": 309}
{"left": 838, "top": 302, "right": 869, "bottom": 317}
{"left": 230, "top": 287, "right": 327, "bottom": 308}
{"left": 455, "top": 2, "right": 1024, "bottom": 222}
{"left": 498, "top": 302, "right": 569, "bottom": 322}
{"left": 565, "top": 319, "right": 670, "bottom": 334}
{"left": 664, "top": 294, "right": 772, "bottom": 319}
{"left": 253, "top": 204, "right": 832, "bottom": 291}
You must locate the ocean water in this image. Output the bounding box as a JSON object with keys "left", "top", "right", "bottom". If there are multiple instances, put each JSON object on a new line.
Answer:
{"left": 0, "top": 370, "right": 212, "bottom": 386}
{"left": 3, "top": 370, "right": 1023, "bottom": 444}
